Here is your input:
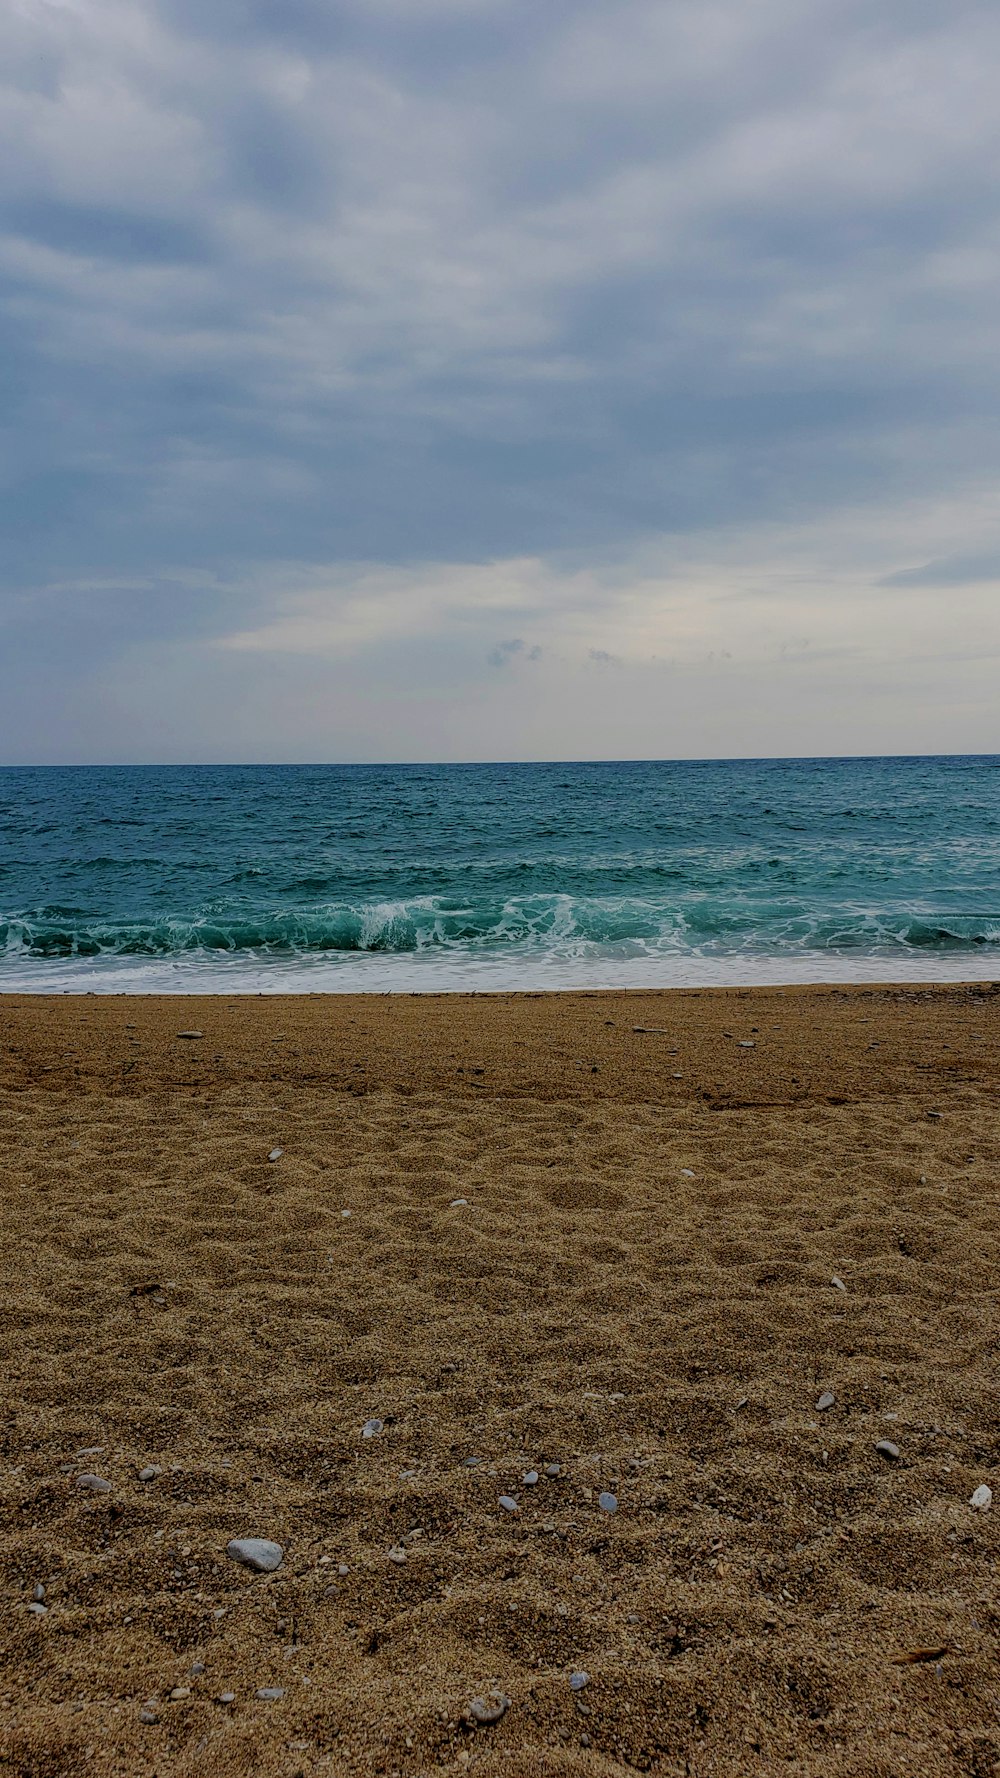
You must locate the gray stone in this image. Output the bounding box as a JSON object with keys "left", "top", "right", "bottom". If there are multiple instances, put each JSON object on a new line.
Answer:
{"left": 523, "top": 1471, "right": 539, "bottom": 1485}
{"left": 32, "top": 1583, "right": 45, "bottom": 1602}
{"left": 875, "top": 1440, "right": 901, "bottom": 1462}
{"left": 27, "top": 1602, "right": 48, "bottom": 1616}
{"left": 545, "top": 1463, "right": 562, "bottom": 1477}
{"left": 469, "top": 1694, "right": 510, "bottom": 1726}
{"left": 831, "top": 1276, "right": 847, "bottom": 1292}
{"left": 362, "top": 1418, "right": 384, "bottom": 1438}
{"left": 463, "top": 1456, "right": 482, "bottom": 1467}
{"left": 570, "top": 1671, "right": 589, "bottom": 1691}
{"left": 816, "top": 1392, "right": 835, "bottom": 1411}
{"left": 256, "top": 1687, "right": 285, "bottom": 1700}
{"left": 139, "top": 1708, "right": 159, "bottom": 1725}
{"left": 226, "top": 1538, "right": 283, "bottom": 1573}
{"left": 268, "top": 1148, "right": 283, "bottom": 1162}
{"left": 499, "top": 1494, "right": 519, "bottom": 1513}
{"left": 138, "top": 1465, "right": 162, "bottom": 1482}
{"left": 176, "top": 1031, "right": 204, "bottom": 1040}
{"left": 191, "top": 1661, "right": 206, "bottom": 1676}
{"left": 76, "top": 1473, "right": 111, "bottom": 1493}
{"left": 387, "top": 1546, "right": 407, "bottom": 1565}
{"left": 599, "top": 1492, "right": 618, "bottom": 1513}
{"left": 217, "top": 1693, "right": 236, "bottom": 1706}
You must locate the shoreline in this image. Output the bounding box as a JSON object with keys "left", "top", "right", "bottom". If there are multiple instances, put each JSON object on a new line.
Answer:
{"left": 2, "top": 981, "right": 998, "bottom": 1776}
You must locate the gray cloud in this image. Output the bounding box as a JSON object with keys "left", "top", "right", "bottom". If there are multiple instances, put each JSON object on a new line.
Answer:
{"left": 1, "top": 0, "right": 1000, "bottom": 758}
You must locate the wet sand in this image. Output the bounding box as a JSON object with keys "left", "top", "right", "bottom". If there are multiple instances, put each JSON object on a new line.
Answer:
{"left": 1, "top": 984, "right": 998, "bottom": 1777}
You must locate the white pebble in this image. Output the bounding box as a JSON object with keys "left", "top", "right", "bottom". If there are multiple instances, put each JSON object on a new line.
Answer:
{"left": 499, "top": 1494, "right": 519, "bottom": 1513}
{"left": 831, "top": 1276, "right": 847, "bottom": 1292}
{"left": 569, "top": 1671, "right": 589, "bottom": 1691}
{"left": 226, "top": 1538, "right": 283, "bottom": 1573}
{"left": 599, "top": 1491, "right": 618, "bottom": 1513}
{"left": 816, "top": 1392, "right": 835, "bottom": 1412}
{"left": 450, "top": 1198, "right": 469, "bottom": 1207}
{"left": 523, "top": 1471, "right": 539, "bottom": 1486}
{"left": 969, "top": 1484, "right": 993, "bottom": 1511}
{"left": 362, "top": 1418, "right": 384, "bottom": 1438}
{"left": 680, "top": 1168, "right": 695, "bottom": 1178}
{"left": 268, "top": 1148, "right": 283, "bottom": 1163}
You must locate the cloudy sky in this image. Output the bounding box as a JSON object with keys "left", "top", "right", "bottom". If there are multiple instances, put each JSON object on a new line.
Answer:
{"left": 3, "top": 0, "right": 1000, "bottom": 763}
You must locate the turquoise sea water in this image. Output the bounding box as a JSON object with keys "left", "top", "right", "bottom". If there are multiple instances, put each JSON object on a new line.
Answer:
{"left": 1, "top": 757, "right": 999, "bottom": 992}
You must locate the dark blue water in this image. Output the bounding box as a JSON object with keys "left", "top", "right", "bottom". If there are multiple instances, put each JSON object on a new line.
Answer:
{"left": 1, "top": 758, "right": 999, "bottom": 991}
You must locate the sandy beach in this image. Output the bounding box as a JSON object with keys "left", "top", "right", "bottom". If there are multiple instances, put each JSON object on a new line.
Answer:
{"left": 1, "top": 983, "right": 998, "bottom": 1778}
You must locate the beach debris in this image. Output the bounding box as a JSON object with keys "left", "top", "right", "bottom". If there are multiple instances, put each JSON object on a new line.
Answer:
{"left": 176, "top": 1031, "right": 204, "bottom": 1040}
{"left": 926, "top": 1109, "right": 942, "bottom": 1120}
{"left": 735, "top": 1397, "right": 749, "bottom": 1411}
{"left": 499, "top": 1494, "right": 519, "bottom": 1513}
{"left": 569, "top": 1672, "right": 589, "bottom": 1691}
{"left": 256, "top": 1687, "right": 285, "bottom": 1701}
{"left": 138, "top": 1465, "right": 162, "bottom": 1482}
{"left": 468, "top": 1694, "right": 510, "bottom": 1727}
{"left": 545, "top": 1463, "right": 562, "bottom": 1477}
{"left": 523, "top": 1470, "right": 539, "bottom": 1486}
{"left": 738, "top": 1041, "right": 756, "bottom": 1048}
{"left": 76, "top": 1473, "right": 111, "bottom": 1493}
{"left": 267, "top": 1148, "right": 283, "bottom": 1162}
{"left": 831, "top": 1276, "right": 848, "bottom": 1292}
{"left": 817, "top": 1391, "right": 835, "bottom": 1412}
{"left": 632, "top": 1026, "right": 670, "bottom": 1034}
{"left": 969, "top": 1484, "right": 993, "bottom": 1511}
{"left": 139, "top": 1708, "right": 159, "bottom": 1725}
{"left": 891, "top": 1646, "right": 949, "bottom": 1665}
{"left": 599, "top": 1491, "right": 618, "bottom": 1513}
{"left": 226, "top": 1538, "right": 284, "bottom": 1573}
{"left": 875, "top": 1440, "right": 901, "bottom": 1462}
{"left": 387, "top": 1546, "right": 407, "bottom": 1565}
{"left": 362, "top": 1418, "right": 384, "bottom": 1439}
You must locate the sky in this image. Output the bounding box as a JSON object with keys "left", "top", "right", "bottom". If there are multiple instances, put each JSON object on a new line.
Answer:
{"left": 3, "top": 0, "right": 1000, "bottom": 764}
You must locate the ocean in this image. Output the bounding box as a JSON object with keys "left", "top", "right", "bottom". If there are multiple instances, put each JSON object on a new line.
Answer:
{"left": 1, "top": 756, "right": 998, "bottom": 993}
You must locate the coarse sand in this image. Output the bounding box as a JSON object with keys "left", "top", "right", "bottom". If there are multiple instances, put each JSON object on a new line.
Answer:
{"left": 1, "top": 984, "right": 998, "bottom": 1777}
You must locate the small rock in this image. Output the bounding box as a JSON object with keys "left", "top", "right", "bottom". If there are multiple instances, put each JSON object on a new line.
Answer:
{"left": 170, "top": 1687, "right": 190, "bottom": 1701}
{"left": 570, "top": 1671, "right": 589, "bottom": 1691}
{"left": 599, "top": 1492, "right": 618, "bottom": 1513}
{"left": 139, "top": 1708, "right": 159, "bottom": 1725}
{"left": 338, "top": 1563, "right": 350, "bottom": 1576}
{"left": 341, "top": 1209, "right": 352, "bottom": 1217}
{"left": 226, "top": 1538, "right": 283, "bottom": 1573}
{"left": 76, "top": 1474, "right": 111, "bottom": 1493}
{"left": 76, "top": 1446, "right": 105, "bottom": 1458}
{"left": 362, "top": 1419, "right": 384, "bottom": 1439}
{"left": 498, "top": 1494, "right": 519, "bottom": 1513}
{"left": 176, "top": 1031, "right": 204, "bottom": 1040}
{"left": 738, "top": 1041, "right": 755, "bottom": 1048}
{"left": 267, "top": 1148, "right": 283, "bottom": 1162}
{"left": 27, "top": 1602, "right": 48, "bottom": 1617}
{"left": 464, "top": 1456, "right": 482, "bottom": 1468}
{"left": 387, "top": 1546, "right": 407, "bottom": 1565}
{"left": 545, "top": 1463, "right": 562, "bottom": 1478}
{"left": 469, "top": 1694, "right": 510, "bottom": 1727}
{"left": 450, "top": 1198, "right": 469, "bottom": 1207}
{"left": 875, "top": 1440, "right": 901, "bottom": 1462}
{"left": 256, "top": 1687, "right": 285, "bottom": 1701}
{"left": 680, "top": 1168, "right": 695, "bottom": 1178}
{"left": 970, "top": 1484, "right": 993, "bottom": 1511}
{"left": 32, "top": 1584, "right": 45, "bottom": 1602}
{"left": 191, "top": 1661, "right": 206, "bottom": 1676}
{"left": 523, "top": 1471, "right": 539, "bottom": 1486}
{"left": 217, "top": 1693, "right": 236, "bottom": 1706}
{"left": 831, "top": 1276, "right": 847, "bottom": 1292}
{"left": 816, "top": 1392, "right": 835, "bottom": 1412}
{"left": 138, "top": 1465, "right": 162, "bottom": 1482}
